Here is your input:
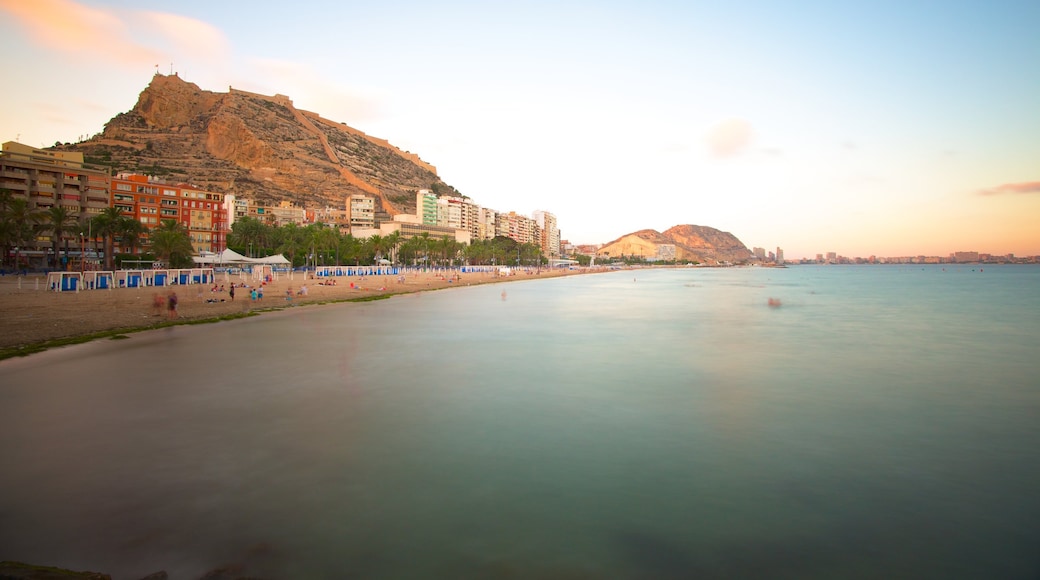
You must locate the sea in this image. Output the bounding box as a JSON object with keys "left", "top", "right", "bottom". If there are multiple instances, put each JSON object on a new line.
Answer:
{"left": 1, "top": 264, "right": 1038, "bottom": 579}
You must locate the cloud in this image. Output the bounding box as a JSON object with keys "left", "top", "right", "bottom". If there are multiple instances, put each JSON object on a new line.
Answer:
{"left": 139, "top": 11, "right": 231, "bottom": 62}
{"left": 0, "top": 0, "right": 229, "bottom": 70}
{"left": 706, "top": 118, "right": 753, "bottom": 158}
{"left": 978, "top": 181, "right": 1040, "bottom": 196}
{"left": 0, "top": 0, "right": 160, "bottom": 65}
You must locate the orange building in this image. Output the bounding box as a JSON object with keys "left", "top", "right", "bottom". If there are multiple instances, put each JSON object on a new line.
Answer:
{"left": 111, "top": 174, "right": 228, "bottom": 254}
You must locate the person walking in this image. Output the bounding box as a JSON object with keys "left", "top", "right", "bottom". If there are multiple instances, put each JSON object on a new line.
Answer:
{"left": 229, "top": 284, "right": 235, "bottom": 301}
{"left": 167, "top": 291, "right": 178, "bottom": 319}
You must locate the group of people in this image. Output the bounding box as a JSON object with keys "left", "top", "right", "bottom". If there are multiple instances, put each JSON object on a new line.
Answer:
{"left": 152, "top": 291, "right": 179, "bottom": 319}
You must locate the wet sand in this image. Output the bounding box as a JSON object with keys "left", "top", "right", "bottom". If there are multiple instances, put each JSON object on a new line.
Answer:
{"left": 0, "top": 267, "right": 591, "bottom": 351}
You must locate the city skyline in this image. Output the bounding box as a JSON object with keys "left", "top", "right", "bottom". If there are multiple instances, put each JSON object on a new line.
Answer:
{"left": 1, "top": 0, "right": 1038, "bottom": 259}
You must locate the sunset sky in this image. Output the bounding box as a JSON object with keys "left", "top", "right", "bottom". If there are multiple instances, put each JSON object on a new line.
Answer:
{"left": 2, "top": 0, "right": 1038, "bottom": 258}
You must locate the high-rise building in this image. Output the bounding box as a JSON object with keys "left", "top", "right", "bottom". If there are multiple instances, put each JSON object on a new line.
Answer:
{"left": 349, "top": 194, "right": 375, "bottom": 232}
{"left": 532, "top": 210, "right": 561, "bottom": 258}
{"left": 776, "top": 246, "right": 785, "bottom": 265}
{"left": 416, "top": 189, "right": 438, "bottom": 225}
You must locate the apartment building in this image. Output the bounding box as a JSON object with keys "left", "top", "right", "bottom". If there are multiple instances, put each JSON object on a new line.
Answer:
{"left": 417, "top": 189, "right": 438, "bottom": 225}
{"left": 349, "top": 194, "right": 375, "bottom": 232}
{"left": 533, "top": 210, "right": 561, "bottom": 258}
{"left": 111, "top": 173, "right": 227, "bottom": 254}
{"left": 495, "top": 211, "right": 540, "bottom": 245}
{"left": 0, "top": 142, "right": 110, "bottom": 266}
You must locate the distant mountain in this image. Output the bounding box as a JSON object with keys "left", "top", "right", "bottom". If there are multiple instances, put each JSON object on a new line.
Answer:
{"left": 52, "top": 73, "right": 455, "bottom": 216}
{"left": 597, "top": 224, "right": 755, "bottom": 264}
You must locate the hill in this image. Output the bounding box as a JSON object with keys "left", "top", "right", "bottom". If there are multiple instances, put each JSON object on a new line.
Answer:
{"left": 597, "top": 224, "right": 755, "bottom": 264}
{"left": 52, "top": 73, "right": 455, "bottom": 216}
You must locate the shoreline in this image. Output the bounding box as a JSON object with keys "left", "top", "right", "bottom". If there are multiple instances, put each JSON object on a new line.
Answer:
{"left": 0, "top": 267, "right": 603, "bottom": 359}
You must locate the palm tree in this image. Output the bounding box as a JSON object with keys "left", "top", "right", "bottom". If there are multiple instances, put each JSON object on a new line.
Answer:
{"left": 339, "top": 233, "right": 361, "bottom": 266}
{"left": 277, "top": 222, "right": 306, "bottom": 266}
{"left": 0, "top": 189, "right": 16, "bottom": 268}
{"left": 384, "top": 230, "right": 402, "bottom": 265}
{"left": 367, "top": 234, "right": 386, "bottom": 265}
{"left": 417, "top": 231, "right": 432, "bottom": 269}
{"left": 227, "top": 216, "right": 270, "bottom": 257}
{"left": 4, "top": 198, "right": 42, "bottom": 270}
{"left": 118, "top": 217, "right": 147, "bottom": 258}
{"left": 307, "top": 224, "right": 340, "bottom": 266}
{"left": 148, "top": 220, "right": 194, "bottom": 268}
{"left": 91, "top": 207, "right": 124, "bottom": 270}
{"left": 39, "top": 205, "right": 78, "bottom": 269}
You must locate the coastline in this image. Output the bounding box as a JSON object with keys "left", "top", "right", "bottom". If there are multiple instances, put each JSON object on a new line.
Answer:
{"left": 0, "top": 267, "right": 598, "bottom": 360}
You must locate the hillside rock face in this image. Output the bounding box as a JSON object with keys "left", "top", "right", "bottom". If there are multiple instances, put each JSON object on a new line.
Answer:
{"left": 55, "top": 73, "right": 449, "bottom": 215}
{"left": 597, "top": 225, "right": 755, "bottom": 264}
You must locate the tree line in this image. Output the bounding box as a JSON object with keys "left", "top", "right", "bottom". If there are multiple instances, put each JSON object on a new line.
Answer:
{"left": 227, "top": 217, "right": 545, "bottom": 268}
{"left": 1, "top": 189, "right": 194, "bottom": 271}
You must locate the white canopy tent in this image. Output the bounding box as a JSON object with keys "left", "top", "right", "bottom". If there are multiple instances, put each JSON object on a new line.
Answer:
{"left": 193, "top": 249, "right": 290, "bottom": 266}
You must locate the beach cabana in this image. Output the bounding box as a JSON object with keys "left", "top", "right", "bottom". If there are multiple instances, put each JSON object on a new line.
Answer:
{"left": 116, "top": 270, "right": 144, "bottom": 288}
{"left": 145, "top": 269, "right": 169, "bottom": 287}
{"left": 83, "top": 271, "right": 114, "bottom": 290}
{"left": 47, "top": 271, "right": 82, "bottom": 292}
{"left": 190, "top": 268, "right": 214, "bottom": 285}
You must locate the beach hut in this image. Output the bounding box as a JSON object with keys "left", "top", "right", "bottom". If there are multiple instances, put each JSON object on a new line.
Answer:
{"left": 83, "top": 271, "right": 114, "bottom": 290}
{"left": 47, "top": 271, "right": 82, "bottom": 292}
{"left": 146, "top": 269, "right": 169, "bottom": 287}
{"left": 116, "top": 270, "right": 144, "bottom": 288}
{"left": 190, "top": 267, "right": 214, "bottom": 285}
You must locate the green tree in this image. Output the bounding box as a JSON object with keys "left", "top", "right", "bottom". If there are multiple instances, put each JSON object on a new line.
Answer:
{"left": 3, "top": 198, "right": 43, "bottom": 270}
{"left": 228, "top": 217, "right": 271, "bottom": 257}
{"left": 276, "top": 222, "right": 307, "bottom": 266}
{"left": 384, "top": 230, "right": 402, "bottom": 265}
{"left": 117, "top": 217, "right": 147, "bottom": 257}
{"left": 91, "top": 207, "right": 125, "bottom": 270}
{"left": 338, "top": 233, "right": 362, "bottom": 266}
{"left": 38, "top": 206, "right": 79, "bottom": 269}
{"left": 366, "top": 234, "right": 387, "bottom": 265}
{"left": 148, "top": 220, "right": 195, "bottom": 268}
{"left": 308, "top": 224, "right": 340, "bottom": 266}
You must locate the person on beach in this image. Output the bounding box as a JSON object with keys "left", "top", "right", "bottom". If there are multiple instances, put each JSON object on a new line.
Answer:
{"left": 229, "top": 284, "right": 235, "bottom": 301}
{"left": 167, "top": 291, "right": 178, "bottom": 319}
{"left": 250, "top": 288, "right": 257, "bottom": 301}
{"left": 152, "top": 292, "right": 165, "bottom": 316}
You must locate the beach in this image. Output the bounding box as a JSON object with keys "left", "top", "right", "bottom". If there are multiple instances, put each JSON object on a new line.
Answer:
{"left": 0, "top": 267, "right": 586, "bottom": 352}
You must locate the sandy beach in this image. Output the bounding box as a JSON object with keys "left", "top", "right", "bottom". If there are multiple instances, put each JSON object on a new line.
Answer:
{"left": 0, "top": 267, "right": 591, "bottom": 353}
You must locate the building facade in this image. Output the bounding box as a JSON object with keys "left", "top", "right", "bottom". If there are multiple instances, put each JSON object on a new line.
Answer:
{"left": 1, "top": 142, "right": 111, "bottom": 267}
{"left": 111, "top": 173, "right": 228, "bottom": 254}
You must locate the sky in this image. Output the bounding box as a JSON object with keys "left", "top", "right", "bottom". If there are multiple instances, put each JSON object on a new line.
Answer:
{"left": 2, "top": 0, "right": 1038, "bottom": 258}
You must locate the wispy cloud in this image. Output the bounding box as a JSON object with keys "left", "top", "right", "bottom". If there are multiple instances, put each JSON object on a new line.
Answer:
{"left": 0, "top": 0, "right": 228, "bottom": 70}
{"left": 978, "top": 181, "right": 1040, "bottom": 196}
{"left": 706, "top": 118, "right": 753, "bottom": 158}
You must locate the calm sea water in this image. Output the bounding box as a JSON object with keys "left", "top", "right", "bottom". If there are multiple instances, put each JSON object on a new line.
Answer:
{"left": 1, "top": 265, "right": 1038, "bottom": 579}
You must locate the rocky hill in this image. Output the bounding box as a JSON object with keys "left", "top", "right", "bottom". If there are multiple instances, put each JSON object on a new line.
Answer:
{"left": 597, "top": 224, "right": 755, "bottom": 264}
{"left": 53, "top": 73, "right": 454, "bottom": 215}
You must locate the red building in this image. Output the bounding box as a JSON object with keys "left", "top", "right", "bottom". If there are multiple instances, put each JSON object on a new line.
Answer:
{"left": 111, "top": 174, "right": 227, "bottom": 254}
